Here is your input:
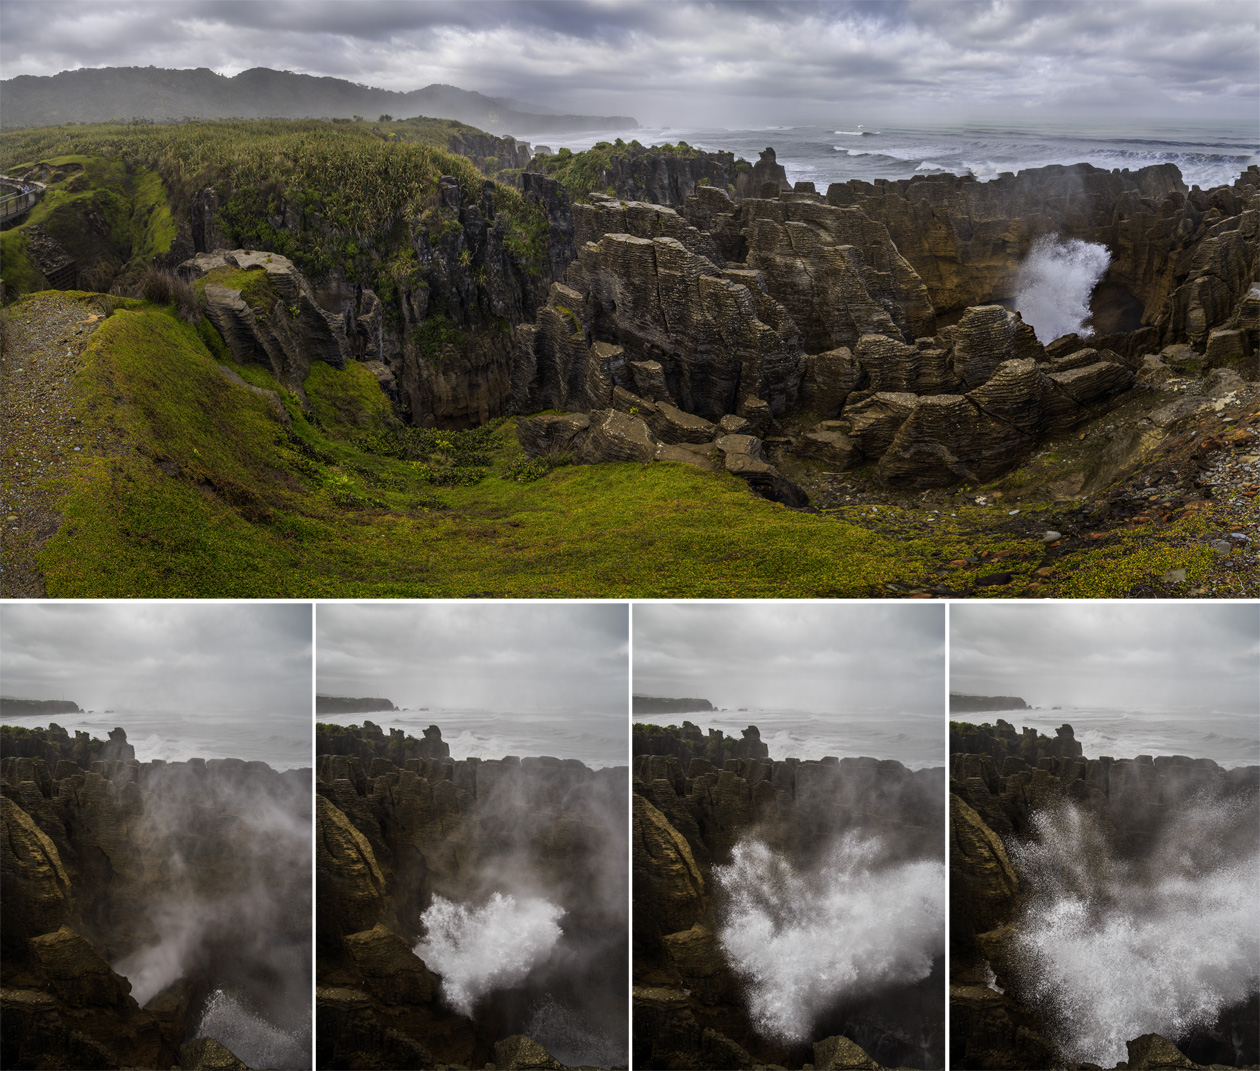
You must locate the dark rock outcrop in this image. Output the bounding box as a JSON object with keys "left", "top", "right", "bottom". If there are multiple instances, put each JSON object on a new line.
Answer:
{"left": 631, "top": 696, "right": 715, "bottom": 715}
{"left": 0, "top": 725, "right": 312, "bottom": 1071}
{"left": 949, "top": 694, "right": 1029, "bottom": 713}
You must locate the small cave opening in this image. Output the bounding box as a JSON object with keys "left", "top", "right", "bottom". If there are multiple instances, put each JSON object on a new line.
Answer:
{"left": 1089, "top": 271, "right": 1146, "bottom": 336}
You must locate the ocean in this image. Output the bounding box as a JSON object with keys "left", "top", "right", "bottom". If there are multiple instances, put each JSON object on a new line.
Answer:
{"left": 516, "top": 119, "right": 1259, "bottom": 192}
{"left": 957, "top": 706, "right": 1259, "bottom": 769}
{"left": 2, "top": 709, "right": 311, "bottom": 771}
{"left": 632, "top": 708, "right": 944, "bottom": 769}
{"left": 317, "top": 708, "right": 628, "bottom": 769}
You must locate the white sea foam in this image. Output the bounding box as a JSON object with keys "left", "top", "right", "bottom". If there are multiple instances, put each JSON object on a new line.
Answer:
{"left": 1016, "top": 234, "right": 1112, "bottom": 343}
{"left": 194, "top": 989, "right": 309, "bottom": 1070}
{"left": 1009, "top": 800, "right": 1260, "bottom": 1066}
{"left": 714, "top": 835, "right": 944, "bottom": 1043}
{"left": 415, "top": 892, "right": 565, "bottom": 1016}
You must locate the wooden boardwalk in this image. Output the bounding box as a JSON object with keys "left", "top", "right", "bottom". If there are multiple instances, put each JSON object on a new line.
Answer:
{"left": 0, "top": 176, "right": 45, "bottom": 225}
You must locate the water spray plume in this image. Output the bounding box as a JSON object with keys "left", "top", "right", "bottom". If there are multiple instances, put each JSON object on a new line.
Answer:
{"left": 714, "top": 834, "right": 944, "bottom": 1043}
{"left": 1009, "top": 799, "right": 1260, "bottom": 1066}
{"left": 1016, "top": 234, "right": 1111, "bottom": 343}
{"left": 415, "top": 892, "right": 565, "bottom": 1016}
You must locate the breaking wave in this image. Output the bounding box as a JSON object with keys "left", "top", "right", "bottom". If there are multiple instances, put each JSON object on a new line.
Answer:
{"left": 1016, "top": 234, "right": 1112, "bottom": 343}
{"left": 415, "top": 892, "right": 565, "bottom": 1016}
{"left": 714, "top": 835, "right": 944, "bottom": 1043}
{"left": 1008, "top": 799, "right": 1260, "bottom": 1066}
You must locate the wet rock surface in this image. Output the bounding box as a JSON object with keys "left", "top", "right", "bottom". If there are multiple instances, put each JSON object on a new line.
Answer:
{"left": 0, "top": 723, "right": 311, "bottom": 1070}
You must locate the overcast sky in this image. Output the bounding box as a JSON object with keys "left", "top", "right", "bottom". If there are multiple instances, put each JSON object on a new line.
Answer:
{"left": 950, "top": 603, "right": 1260, "bottom": 712}
{"left": 1, "top": 1, "right": 1256, "bottom": 126}
{"left": 316, "top": 602, "right": 628, "bottom": 713}
{"left": 0, "top": 602, "right": 311, "bottom": 714}
{"left": 633, "top": 602, "right": 944, "bottom": 712}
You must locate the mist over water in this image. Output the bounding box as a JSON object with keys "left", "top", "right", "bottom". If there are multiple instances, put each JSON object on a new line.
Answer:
{"left": 632, "top": 708, "right": 942, "bottom": 769}
{"left": 109, "top": 762, "right": 312, "bottom": 1069}
{"left": 516, "top": 121, "right": 1258, "bottom": 191}
{"left": 1009, "top": 799, "right": 1260, "bottom": 1066}
{"left": 1016, "top": 235, "right": 1112, "bottom": 343}
{"left": 714, "top": 835, "right": 945, "bottom": 1043}
{"left": 416, "top": 893, "right": 566, "bottom": 1016}
{"left": 318, "top": 708, "right": 625, "bottom": 768}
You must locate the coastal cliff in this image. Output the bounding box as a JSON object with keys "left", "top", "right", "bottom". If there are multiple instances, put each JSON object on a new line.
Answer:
{"left": 512, "top": 161, "right": 1258, "bottom": 495}
{"left": 949, "top": 720, "right": 1259, "bottom": 1070}
{"left": 1, "top": 723, "right": 311, "bottom": 1071}
{"left": 633, "top": 722, "right": 945, "bottom": 1070}
{"left": 316, "top": 722, "right": 628, "bottom": 1070}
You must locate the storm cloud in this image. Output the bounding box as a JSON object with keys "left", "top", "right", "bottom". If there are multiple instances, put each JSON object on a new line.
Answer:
{"left": 633, "top": 602, "right": 944, "bottom": 713}
{"left": 1, "top": 0, "right": 1255, "bottom": 126}
{"left": 950, "top": 603, "right": 1260, "bottom": 713}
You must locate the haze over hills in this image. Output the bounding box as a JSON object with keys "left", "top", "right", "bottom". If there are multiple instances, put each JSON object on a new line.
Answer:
{"left": 0, "top": 65, "right": 639, "bottom": 135}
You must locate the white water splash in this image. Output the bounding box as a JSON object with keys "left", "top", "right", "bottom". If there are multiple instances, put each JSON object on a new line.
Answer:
{"left": 714, "top": 835, "right": 944, "bottom": 1043}
{"left": 1016, "top": 234, "right": 1112, "bottom": 343}
{"left": 415, "top": 892, "right": 565, "bottom": 1016}
{"left": 1009, "top": 800, "right": 1260, "bottom": 1066}
{"left": 194, "top": 988, "right": 310, "bottom": 1070}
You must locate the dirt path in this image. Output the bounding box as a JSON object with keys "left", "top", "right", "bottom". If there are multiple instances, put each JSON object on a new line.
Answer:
{"left": 0, "top": 292, "right": 107, "bottom": 597}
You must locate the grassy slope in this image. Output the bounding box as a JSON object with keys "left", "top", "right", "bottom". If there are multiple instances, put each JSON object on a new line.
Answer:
{"left": 0, "top": 153, "right": 176, "bottom": 298}
{"left": 29, "top": 292, "right": 1216, "bottom": 598}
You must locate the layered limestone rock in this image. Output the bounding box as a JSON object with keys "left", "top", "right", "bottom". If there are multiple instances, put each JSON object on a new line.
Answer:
{"left": 507, "top": 160, "right": 1246, "bottom": 494}
{"left": 632, "top": 722, "right": 944, "bottom": 1070}
{"left": 949, "top": 720, "right": 1260, "bottom": 1069}
{"left": 0, "top": 725, "right": 312, "bottom": 1071}
{"left": 316, "top": 723, "right": 628, "bottom": 1070}
{"left": 178, "top": 249, "right": 349, "bottom": 398}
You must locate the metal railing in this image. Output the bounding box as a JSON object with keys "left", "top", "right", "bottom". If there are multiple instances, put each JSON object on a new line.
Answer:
{"left": 0, "top": 177, "right": 45, "bottom": 223}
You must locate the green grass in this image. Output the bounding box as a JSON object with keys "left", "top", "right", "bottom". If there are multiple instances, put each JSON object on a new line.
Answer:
{"left": 14, "top": 288, "right": 1225, "bottom": 599}
{"left": 28, "top": 294, "right": 949, "bottom": 597}
{"left": 0, "top": 154, "right": 175, "bottom": 299}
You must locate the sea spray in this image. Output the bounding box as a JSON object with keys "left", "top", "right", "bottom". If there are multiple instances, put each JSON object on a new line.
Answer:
{"left": 526, "top": 994, "right": 620, "bottom": 1069}
{"left": 714, "top": 834, "right": 944, "bottom": 1043}
{"left": 1016, "top": 235, "right": 1111, "bottom": 343}
{"left": 415, "top": 892, "right": 565, "bottom": 1016}
{"left": 194, "top": 988, "right": 310, "bottom": 1071}
{"left": 1008, "top": 799, "right": 1260, "bottom": 1066}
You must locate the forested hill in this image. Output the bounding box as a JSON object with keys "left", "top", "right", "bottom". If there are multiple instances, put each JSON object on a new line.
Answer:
{"left": 0, "top": 66, "right": 638, "bottom": 134}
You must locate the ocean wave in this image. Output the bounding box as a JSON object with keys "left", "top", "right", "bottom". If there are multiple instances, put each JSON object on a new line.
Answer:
{"left": 834, "top": 129, "right": 877, "bottom": 136}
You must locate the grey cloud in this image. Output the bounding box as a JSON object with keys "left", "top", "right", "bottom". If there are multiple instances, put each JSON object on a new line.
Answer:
{"left": 316, "top": 602, "right": 628, "bottom": 713}
{"left": 633, "top": 603, "right": 944, "bottom": 712}
{"left": 2, "top": 0, "right": 1254, "bottom": 125}
{"left": 0, "top": 602, "right": 311, "bottom": 715}
{"left": 950, "top": 604, "right": 1259, "bottom": 712}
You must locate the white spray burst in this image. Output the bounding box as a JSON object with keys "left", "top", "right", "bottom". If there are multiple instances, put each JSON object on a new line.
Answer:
{"left": 714, "top": 834, "right": 944, "bottom": 1043}
{"left": 415, "top": 892, "right": 564, "bottom": 1016}
{"left": 1009, "top": 799, "right": 1260, "bottom": 1066}
{"left": 1016, "top": 234, "right": 1111, "bottom": 343}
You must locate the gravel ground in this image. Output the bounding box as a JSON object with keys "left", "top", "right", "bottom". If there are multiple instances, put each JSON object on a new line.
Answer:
{"left": 0, "top": 292, "right": 108, "bottom": 597}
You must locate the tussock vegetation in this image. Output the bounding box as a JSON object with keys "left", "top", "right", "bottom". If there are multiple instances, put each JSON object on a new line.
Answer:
{"left": 0, "top": 119, "right": 549, "bottom": 296}
{"left": 529, "top": 138, "right": 705, "bottom": 201}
